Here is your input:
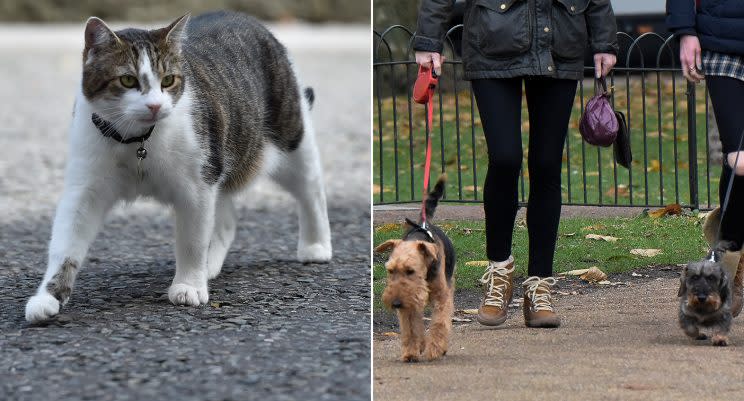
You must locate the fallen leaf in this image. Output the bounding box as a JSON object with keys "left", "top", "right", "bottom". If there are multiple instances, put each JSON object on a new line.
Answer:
{"left": 585, "top": 234, "right": 620, "bottom": 242}
{"left": 465, "top": 261, "right": 489, "bottom": 267}
{"left": 579, "top": 266, "right": 608, "bottom": 282}
{"left": 562, "top": 232, "right": 576, "bottom": 237}
{"left": 461, "top": 309, "right": 479, "bottom": 315}
{"left": 560, "top": 268, "right": 591, "bottom": 276}
{"left": 648, "top": 204, "right": 682, "bottom": 218}
{"left": 375, "top": 223, "right": 400, "bottom": 233}
{"left": 382, "top": 332, "right": 399, "bottom": 337}
{"left": 605, "top": 184, "right": 630, "bottom": 198}
{"left": 630, "top": 248, "right": 663, "bottom": 257}
{"left": 647, "top": 159, "right": 661, "bottom": 173}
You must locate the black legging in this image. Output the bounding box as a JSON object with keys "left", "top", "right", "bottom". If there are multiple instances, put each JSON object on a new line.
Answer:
{"left": 707, "top": 75, "right": 744, "bottom": 250}
{"left": 472, "top": 77, "right": 577, "bottom": 277}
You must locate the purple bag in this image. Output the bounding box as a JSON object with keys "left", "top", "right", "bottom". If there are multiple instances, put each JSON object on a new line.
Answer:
{"left": 579, "top": 78, "right": 618, "bottom": 147}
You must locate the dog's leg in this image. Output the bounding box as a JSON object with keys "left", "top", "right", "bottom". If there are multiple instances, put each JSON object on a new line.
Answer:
{"left": 398, "top": 309, "right": 425, "bottom": 362}
{"left": 168, "top": 188, "right": 216, "bottom": 306}
{"left": 679, "top": 312, "right": 706, "bottom": 340}
{"left": 711, "top": 315, "right": 732, "bottom": 346}
{"left": 269, "top": 102, "right": 331, "bottom": 263}
{"left": 25, "top": 184, "right": 117, "bottom": 322}
{"left": 206, "top": 192, "right": 236, "bottom": 280}
{"left": 424, "top": 282, "right": 454, "bottom": 361}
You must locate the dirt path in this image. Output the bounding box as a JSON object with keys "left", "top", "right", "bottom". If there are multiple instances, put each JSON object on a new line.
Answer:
{"left": 373, "top": 277, "right": 744, "bottom": 401}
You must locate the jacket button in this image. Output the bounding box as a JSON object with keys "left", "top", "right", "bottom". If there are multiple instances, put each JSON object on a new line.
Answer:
{"left": 570, "top": 5, "right": 576, "bottom": 11}
{"left": 547, "top": 66, "right": 554, "bottom": 72}
{"left": 500, "top": 3, "right": 506, "bottom": 10}
{"left": 544, "top": 27, "right": 550, "bottom": 33}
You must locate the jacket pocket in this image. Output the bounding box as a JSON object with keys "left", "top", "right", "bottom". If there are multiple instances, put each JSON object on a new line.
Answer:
{"left": 551, "top": 0, "right": 590, "bottom": 60}
{"left": 469, "top": 0, "right": 532, "bottom": 58}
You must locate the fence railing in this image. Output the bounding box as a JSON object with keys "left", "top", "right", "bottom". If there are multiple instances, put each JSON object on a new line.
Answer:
{"left": 373, "top": 25, "right": 719, "bottom": 210}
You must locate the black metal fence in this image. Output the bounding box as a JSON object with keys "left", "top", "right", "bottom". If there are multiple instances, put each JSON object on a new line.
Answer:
{"left": 374, "top": 25, "right": 720, "bottom": 210}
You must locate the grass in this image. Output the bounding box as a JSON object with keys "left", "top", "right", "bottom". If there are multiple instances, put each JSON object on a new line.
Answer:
{"left": 373, "top": 214, "right": 709, "bottom": 310}
{"left": 374, "top": 67, "right": 721, "bottom": 208}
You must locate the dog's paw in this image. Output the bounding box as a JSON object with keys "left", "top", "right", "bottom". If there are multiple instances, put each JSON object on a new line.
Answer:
{"left": 25, "top": 292, "right": 60, "bottom": 323}
{"left": 696, "top": 334, "right": 709, "bottom": 340}
{"left": 401, "top": 353, "right": 420, "bottom": 363}
{"left": 297, "top": 243, "right": 332, "bottom": 263}
{"left": 168, "top": 283, "right": 208, "bottom": 306}
{"left": 423, "top": 344, "right": 447, "bottom": 361}
{"left": 711, "top": 335, "right": 729, "bottom": 346}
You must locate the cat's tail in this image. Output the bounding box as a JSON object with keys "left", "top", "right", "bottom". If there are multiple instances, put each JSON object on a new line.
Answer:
{"left": 304, "top": 87, "right": 315, "bottom": 110}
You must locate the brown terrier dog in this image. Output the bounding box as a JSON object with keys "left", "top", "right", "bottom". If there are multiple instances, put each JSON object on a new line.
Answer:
{"left": 375, "top": 177, "right": 455, "bottom": 362}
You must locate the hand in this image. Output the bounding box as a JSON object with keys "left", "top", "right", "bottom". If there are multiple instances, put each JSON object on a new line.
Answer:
{"left": 415, "top": 51, "right": 445, "bottom": 76}
{"left": 593, "top": 53, "right": 616, "bottom": 78}
{"left": 680, "top": 35, "right": 704, "bottom": 83}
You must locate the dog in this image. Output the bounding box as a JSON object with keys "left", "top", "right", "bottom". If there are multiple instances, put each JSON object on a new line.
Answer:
{"left": 374, "top": 176, "right": 455, "bottom": 362}
{"left": 678, "top": 256, "right": 732, "bottom": 346}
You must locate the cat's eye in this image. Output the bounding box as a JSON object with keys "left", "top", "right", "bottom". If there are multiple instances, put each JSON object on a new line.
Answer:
{"left": 161, "top": 75, "right": 176, "bottom": 88}
{"left": 119, "top": 75, "right": 138, "bottom": 88}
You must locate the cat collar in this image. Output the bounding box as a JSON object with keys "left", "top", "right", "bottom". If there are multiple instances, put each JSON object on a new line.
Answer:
{"left": 91, "top": 113, "right": 154, "bottom": 163}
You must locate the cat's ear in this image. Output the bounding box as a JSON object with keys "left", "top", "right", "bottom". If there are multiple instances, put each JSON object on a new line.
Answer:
{"left": 159, "top": 14, "right": 190, "bottom": 51}
{"left": 84, "top": 17, "right": 120, "bottom": 49}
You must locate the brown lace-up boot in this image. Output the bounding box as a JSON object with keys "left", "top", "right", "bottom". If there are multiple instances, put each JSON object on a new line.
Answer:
{"left": 476, "top": 256, "right": 515, "bottom": 326}
{"left": 522, "top": 276, "right": 560, "bottom": 328}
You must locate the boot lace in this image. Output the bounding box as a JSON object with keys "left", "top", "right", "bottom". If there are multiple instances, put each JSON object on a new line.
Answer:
{"left": 479, "top": 262, "right": 514, "bottom": 308}
{"left": 523, "top": 276, "right": 557, "bottom": 312}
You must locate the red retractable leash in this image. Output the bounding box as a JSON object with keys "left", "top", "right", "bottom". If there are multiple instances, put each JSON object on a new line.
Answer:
{"left": 412, "top": 65, "right": 439, "bottom": 228}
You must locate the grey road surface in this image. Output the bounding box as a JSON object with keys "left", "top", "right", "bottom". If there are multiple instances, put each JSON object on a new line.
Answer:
{"left": 0, "top": 23, "right": 370, "bottom": 401}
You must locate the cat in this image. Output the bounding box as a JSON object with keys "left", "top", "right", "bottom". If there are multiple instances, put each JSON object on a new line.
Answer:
{"left": 24, "top": 11, "right": 332, "bottom": 322}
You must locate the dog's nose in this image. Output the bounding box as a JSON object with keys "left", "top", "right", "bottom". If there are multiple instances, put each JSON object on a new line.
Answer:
{"left": 697, "top": 294, "right": 708, "bottom": 302}
{"left": 391, "top": 300, "right": 402, "bottom": 309}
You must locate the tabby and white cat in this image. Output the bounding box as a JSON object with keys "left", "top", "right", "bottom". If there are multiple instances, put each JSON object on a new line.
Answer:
{"left": 25, "top": 11, "right": 331, "bottom": 322}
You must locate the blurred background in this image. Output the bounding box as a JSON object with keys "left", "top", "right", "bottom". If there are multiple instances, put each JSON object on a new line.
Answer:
{"left": 0, "top": 0, "right": 369, "bottom": 23}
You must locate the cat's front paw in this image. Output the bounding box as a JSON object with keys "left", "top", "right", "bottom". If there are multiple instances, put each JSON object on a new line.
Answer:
{"left": 168, "top": 283, "right": 208, "bottom": 306}
{"left": 297, "top": 243, "right": 332, "bottom": 263}
{"left": 25, "top": 292, "right": 60, "bottom": 323}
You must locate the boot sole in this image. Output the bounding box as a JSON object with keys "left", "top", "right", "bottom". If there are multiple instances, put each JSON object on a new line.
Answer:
{"left": 476, "top": 313, "right": 508, "bottom": 326}
{"left": 525, "top": 320, "right": 561, "bottom": 328}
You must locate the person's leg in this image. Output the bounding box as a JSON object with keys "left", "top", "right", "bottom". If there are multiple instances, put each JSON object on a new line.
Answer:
{"left": 471, "top": 78, "right": 523, "bottom": 261}
{"left": 519, "top": 77, "right": 577, "bottom": 328}
{"left": 524, "top": 77, "right": 578, "bottom": 277}
{"left": 706, "top": 75, "right": 744, "bottom": 317}
{"left": 471, "top": 78, "right": 523, "bottom": 326}
{"left": 707, "top": 76, "right": 744, "bottom": 250}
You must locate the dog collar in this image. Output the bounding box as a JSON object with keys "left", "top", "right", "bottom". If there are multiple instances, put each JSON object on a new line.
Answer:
{"left": 404, "top": 218, "right": 435, "bottom": 243}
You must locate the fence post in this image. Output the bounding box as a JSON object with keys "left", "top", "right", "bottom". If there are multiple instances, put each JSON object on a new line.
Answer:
{"left": 687, "top": 81, "right": 699, "bottom": 210}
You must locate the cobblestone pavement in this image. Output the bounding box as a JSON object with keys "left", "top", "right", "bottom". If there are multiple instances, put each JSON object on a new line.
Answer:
{"left": 0, "top": 23, "right": 370, "bottom": 401}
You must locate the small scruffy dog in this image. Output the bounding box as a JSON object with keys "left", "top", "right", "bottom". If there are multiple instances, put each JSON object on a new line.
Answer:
{"left": 374, "top": 177, "right": 455, "bottom": 362}
{"left": 678, "top": 256, "right": 732, "bottom": 346}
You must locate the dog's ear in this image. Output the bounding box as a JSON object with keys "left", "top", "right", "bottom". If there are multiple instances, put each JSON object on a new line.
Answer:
{"left": 374, "top": 239, "right": 401, "bottom": 253}
{"left": 678, "top": 267, "right": 687, "bottom": 298}
{"left": 720, "top": 268, "right": 730, "bottom": 303}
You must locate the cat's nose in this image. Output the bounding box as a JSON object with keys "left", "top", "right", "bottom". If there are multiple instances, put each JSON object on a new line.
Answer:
{"left": 146, "top": 103, "right": 162, "bottom": 115}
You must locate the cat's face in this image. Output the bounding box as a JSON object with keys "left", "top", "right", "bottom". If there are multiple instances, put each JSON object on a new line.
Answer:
{"left": 81, "top": 16, "right": 189, "bottom": 135}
